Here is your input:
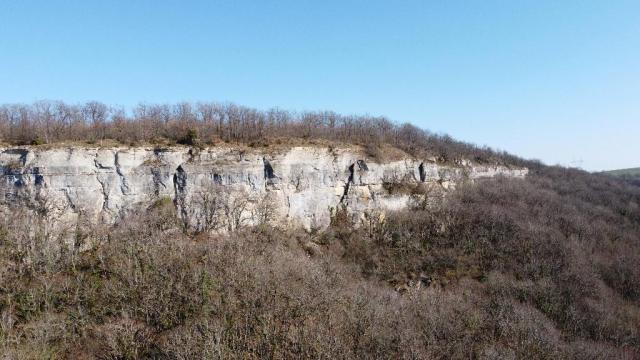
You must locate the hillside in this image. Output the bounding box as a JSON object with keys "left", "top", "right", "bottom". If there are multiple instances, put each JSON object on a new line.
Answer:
{"left": 1, "top": 102, "right": 639, "bottom": 359}
{"left": 603, "top": 167, "right": 640, "bottom": 177}
{"left": 602, "top": 167, "right": 640, "bottom": 187}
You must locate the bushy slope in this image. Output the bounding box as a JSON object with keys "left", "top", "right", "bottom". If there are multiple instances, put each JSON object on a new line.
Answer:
{"left": 603, "top": 167, "right": 640, "bottom": 187}
{"left": 1, "top": 161, "right": 639, "bottom": 358}
{"left": 0, "top": 102, "right": 638, "bottom": 358}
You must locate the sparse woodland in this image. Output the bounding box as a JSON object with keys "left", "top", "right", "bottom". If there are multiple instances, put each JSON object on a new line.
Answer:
{"left": 0, "top": 101, "right": 519, "bottom": 165}
{"left": 1, "top": 102, "right": 640, "bottom": 358}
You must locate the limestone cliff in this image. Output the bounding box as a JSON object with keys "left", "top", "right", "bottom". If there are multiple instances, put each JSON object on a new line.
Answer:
{"left": 0, "top": 146, "right": 528, "bottom": 231}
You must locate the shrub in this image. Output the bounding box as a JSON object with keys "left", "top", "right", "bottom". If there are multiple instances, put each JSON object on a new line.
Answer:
{"left": 177, "top": 128, "right": 199, "bottom": 146}
{"left": 30, "top": 136, "right": 45, "bottom": 145}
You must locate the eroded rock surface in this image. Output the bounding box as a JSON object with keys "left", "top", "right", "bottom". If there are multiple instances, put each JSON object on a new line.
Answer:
{"left": 0, "top": 146, "right": 528, "bottom": 231}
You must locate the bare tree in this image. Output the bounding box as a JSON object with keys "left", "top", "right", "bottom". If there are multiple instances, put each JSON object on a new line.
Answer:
{"left": 82, "top": 101, "right": 109, "bottom": 142}
{"left": 252, "top": 192, "right": 278, "bottom": 226}
{"left": 33, "top": 101, "right": 54, "bottom": 143}
{"left": 0, "top": 100, "right": 520, "bottom": 166}
{"left": 222, "top": 190, "right": 250, "bottom": 232}
{"left": 193, "top": 185, "right": 226, "bottom": 232}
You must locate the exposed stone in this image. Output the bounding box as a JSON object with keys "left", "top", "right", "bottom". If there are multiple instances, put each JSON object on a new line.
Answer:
{"left": 0, "top": 146, "right": 528, "bottom": 231}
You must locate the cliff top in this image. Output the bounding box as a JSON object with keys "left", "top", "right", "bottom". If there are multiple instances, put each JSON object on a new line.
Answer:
{"left": 0, "top": 101, "right": 524, "bottom": 167}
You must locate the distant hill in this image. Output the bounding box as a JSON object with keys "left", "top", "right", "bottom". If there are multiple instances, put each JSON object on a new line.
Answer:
{"left": 602, "top": 167, "right": 640, "bottom": 187}
{"left": 602, "top": 167, "right": 640, "bottom": 177}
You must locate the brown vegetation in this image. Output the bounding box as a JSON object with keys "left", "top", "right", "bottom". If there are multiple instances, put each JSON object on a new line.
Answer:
{"left": 0, "top": 101, "right": 519, "bottom": 164}
{"left": 1, "top": 101, "right": 639, "bottom": 358}
{"left": 0, "top": 162, "right": 639, "bottom": 358}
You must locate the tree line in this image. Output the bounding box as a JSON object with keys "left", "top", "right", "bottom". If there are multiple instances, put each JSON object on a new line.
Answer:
{"left": 0, "top": 100, "right": 518, "bottom": 164}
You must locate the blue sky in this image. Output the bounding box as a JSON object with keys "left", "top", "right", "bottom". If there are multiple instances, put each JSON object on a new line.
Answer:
{"left": 1, "top": 1, "right": 638, "bottom": 171}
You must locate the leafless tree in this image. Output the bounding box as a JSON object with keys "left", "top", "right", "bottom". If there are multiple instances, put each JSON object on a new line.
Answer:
{"left": 252, "top": 192, "right": 279, "bottom": 226}
{"left": 192, "top": 185, "right": 226, "bottom": 232}
{"left": 82, "top": 101, "right": 109, "bottom": 142}
{"left": 0, "top": 100, "right": 524, "bottom": 166}
{"left": 222, "top": 190, "right": 250, "bottom": 231}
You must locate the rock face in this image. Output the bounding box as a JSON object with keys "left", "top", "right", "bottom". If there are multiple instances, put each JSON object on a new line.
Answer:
{"left": 0, "top": 146, "right": 528, "bottom": 231}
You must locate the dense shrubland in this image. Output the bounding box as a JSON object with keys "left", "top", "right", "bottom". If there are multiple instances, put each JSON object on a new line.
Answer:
{"left": 1, "top": 101, "right": 639, "bottom": 358}
{"left": 0, "top": 101, "right": 519, "bottom": 164}
{"left": 618, "top": 173, "right": 640, "bottom": 188}
{"left": 1, "top": 160, "right": 639, "bottom": 358}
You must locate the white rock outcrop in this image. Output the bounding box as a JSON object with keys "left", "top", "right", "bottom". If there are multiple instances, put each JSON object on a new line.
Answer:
{"left": 0, "top": 146, "right": 528, "bottom": 231}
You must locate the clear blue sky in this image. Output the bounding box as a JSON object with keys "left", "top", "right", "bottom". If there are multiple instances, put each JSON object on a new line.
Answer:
{"left": 1, "top": 1, "right": 639, "bottom": 171}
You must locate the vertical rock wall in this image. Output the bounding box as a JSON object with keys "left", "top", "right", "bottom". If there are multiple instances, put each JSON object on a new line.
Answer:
{"left": 0, "top": 146, "right": 528, "bottom": 231}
